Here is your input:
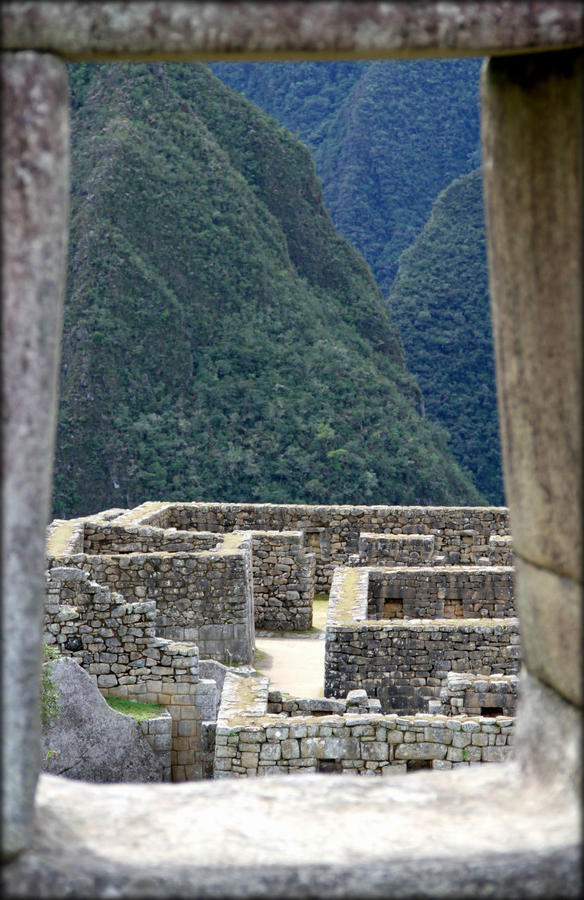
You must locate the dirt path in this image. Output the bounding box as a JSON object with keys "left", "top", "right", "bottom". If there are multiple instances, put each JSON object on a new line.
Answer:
{"left": 253, "top": 597, "right": 328, "bottom": 698}
{"left": 254, "top": 634, "right": 325, "bottom": 698}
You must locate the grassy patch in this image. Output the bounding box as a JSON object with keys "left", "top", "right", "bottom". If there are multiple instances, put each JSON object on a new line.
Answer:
{"left": 253, "top": 646, "right": 270, "bottom": 667}
{"left": 311, "top": 595, "right": 329, "bottom": 630}
{"left": 106, "top": 696, "right": 165, "bottom": 721}
{"left": 331, "top": 569, "right": 365, "bottom": 624}
{"left": 41, "top": 643, "right": 61, "bottom": 731}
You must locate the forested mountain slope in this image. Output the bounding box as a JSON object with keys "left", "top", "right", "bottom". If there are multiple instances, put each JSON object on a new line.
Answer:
{"left": 388, "top": 169, "right": 503, "bottom": 505}
{"left": 212, "top": 58, "right": 504, "bottom": 504}
{"left": 54, "top": 62, "right": 482, "bottom": 518}
{"left": 211, "top": 58, "right": 483, "bottom": 293}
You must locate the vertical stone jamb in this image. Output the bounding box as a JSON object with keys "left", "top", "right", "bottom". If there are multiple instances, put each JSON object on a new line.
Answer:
{"left": 481, "top": 50, "right": 582, "bottom": 783}
{"left": 1, "top": 52, "right": 69, "bottom": 859}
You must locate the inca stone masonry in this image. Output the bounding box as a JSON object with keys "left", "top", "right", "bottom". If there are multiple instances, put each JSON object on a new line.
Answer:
{"left": 44, "top": 501, "right": 519, "bottom": 780}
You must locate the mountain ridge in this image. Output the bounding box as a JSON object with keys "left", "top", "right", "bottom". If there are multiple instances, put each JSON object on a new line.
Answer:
{"left": 53, "top": 62, "right": 483, "bottom": 518}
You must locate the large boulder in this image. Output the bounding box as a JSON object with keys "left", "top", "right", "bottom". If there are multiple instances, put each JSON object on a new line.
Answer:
{"left": 41, "top": 657, "right": 164, "bottom": 783}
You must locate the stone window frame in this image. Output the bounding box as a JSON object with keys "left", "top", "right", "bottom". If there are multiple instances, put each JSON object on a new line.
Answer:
{"left": 1, "top": 2, "right": 581, "bottom": 893}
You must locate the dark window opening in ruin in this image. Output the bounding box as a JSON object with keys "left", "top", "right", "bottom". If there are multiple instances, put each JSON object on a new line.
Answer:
{"left": 481, "top": 706, "right": 504, "bottom": 717}
{"left": 383, "top": 598, "right": 404, "bottom": 618}
{"left": 406, "top": 759, "right": 433, "bottom": 771}
{"left": 316, "top": 759, "right": 343, "bottom": 773}
{"left": 443, "top": 599, "right": 464, "bottom": 618}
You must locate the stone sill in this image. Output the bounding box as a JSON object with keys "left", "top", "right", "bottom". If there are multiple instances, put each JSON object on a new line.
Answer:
{"left": 3, "top": 764, "right": 579, "bottom": 896}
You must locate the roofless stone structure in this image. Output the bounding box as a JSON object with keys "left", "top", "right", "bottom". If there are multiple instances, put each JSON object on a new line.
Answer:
{"left": 1, "top": 2, "right": 582, "bottom": 896}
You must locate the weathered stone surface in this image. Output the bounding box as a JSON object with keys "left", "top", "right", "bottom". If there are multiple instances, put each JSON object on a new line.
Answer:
{"left": 1, "top": 51, "right": 69, "bottom": 862}
{"left": 2, "top": 765, "right": 580, "bottom": 896}
{"left": 41, "top": 657, "right": 164, "bottom": 783}
{"left": 346, "top": 689, "right": 369, "bottom": 704}
{"left": 394, "top": 741, "right": 447, "bottom": 760}
{"left": 1, "top": 2, "right": 582, "bottom": 60}
{"left": 2, "top": 4, "right": 582, "bottom": 892}
{"left": 513, "top": 558, "right": 581, "bottom": 707}
{"left": 482, "top": 49, "right": 582, "bottom": 582}
{"left": 513, "top": 666, "right": 581, "bottom": 796}
{"left": 481, "top": 49, "right": 582, "bottom": 706}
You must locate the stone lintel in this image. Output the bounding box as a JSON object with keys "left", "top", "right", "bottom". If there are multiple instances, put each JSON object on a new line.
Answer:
{"left": 0, "top": 2, "right": 582, "bottom": 62}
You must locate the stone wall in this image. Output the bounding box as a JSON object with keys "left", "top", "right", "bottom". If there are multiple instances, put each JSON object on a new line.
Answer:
{"left": 43, "top": 565, "right": 215, "bottom": 781}
{"left": 488, "top": 534, "right": 514, "bottom": 566}
{"left": 214, "top": 673, "right": 514, "bottom": 777}
{"left": 83, "top": 521, "right": 220, "bottom": 554}
{"left": 351, "top": 532, "right": 435, "bottom": 566}
{"left": 54, "top": 518, "right": 316, "bottom": 633}
{"left": 139, "top": 712, "right": 173, "bottom": 782}
{"left": 250, "top": 531, "right": 315, "bottom": 631}
{"left": 106, "top": 677, "right": 217, "bottom": 782}
{"left": 46, "top": 539, "right": 255, "bottom": 665}
{"left": 367, "top": 566, "right": 516, "bottom": 619}
{"left": 44, "top": 566, "right": 166, "bottom": 689}
{"left": 429, "top": 672, "right": 518, "bottom": 717}
{"left": 324, "top": 567, "right": 521, "bottom": 714}
{"left": 266, "top": 690, "right": 381, "bottom": 716}
{"left": 129, "top": 502, "right": 510, "bottom": 591}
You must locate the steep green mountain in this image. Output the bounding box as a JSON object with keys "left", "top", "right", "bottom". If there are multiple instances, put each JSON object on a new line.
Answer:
{"left": 210, "top": 60, "right": 368, "bottom": 151}
{"left": 211, "top": 58, "right": 503, "bottom": 503}
{"left": 54, "top": 62, "right": 483, "bottom": 518}
{"left": 387, "top": 168, "right": 503, "bottom": 505}
{"left": 211, "top": 58, "right": 482, "bottom": 293}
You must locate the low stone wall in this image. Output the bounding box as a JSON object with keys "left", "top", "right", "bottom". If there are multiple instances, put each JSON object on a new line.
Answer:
{"left": 429, "top": 672, "right": 519, "bottom": 717}
{"left": 488, "top": 534, "right": 514, "bottom": 566}
{"left": 46, "top": 539, "right": 255, "bottom": 665}
{"left": 366, "top": 566, "right": 516, "bottom": 620}
{"left": 324, "top": 568, "right": 521, "bottom": 714}
{"left": 83, "top": 522, "right": 220, "bottom": 554}
{"left": 215, "top": 673, "right": 514, "bottom": 777}
{"left": 250, "top": 531, "right": 315, "bottom": 631}
{"left": 128, "top": 502, "right": 510, "bottom": 591}
{"left": 267, "top": 689, "right": 381, "bottom": 716}
{"left": 351, "top": 533, "right": 435, "bottom": 566}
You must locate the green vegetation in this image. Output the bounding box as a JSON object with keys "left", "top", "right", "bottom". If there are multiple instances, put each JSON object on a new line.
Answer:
{"left": 253, "top": 646, "right": 270, "bottom": 668}
{"left": 53, "top": 62, "right": 483, "bottom": 518}
{"left": 211, "top": 60, "right": 502, "bottom": 503}
{"left": 388, "top": 169, "right": 503, "bottom": 504}
{"left": 41, "top": 643, "right": 61, "bottom": 732}
{"left": 312, "top": 595, "right": 329, "bottom": 631}
{"left": 211, "top": 58, "right": 483, "bottom": 294}
{"left": 105, "top": 696, "right": 165, "bottom": 721}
